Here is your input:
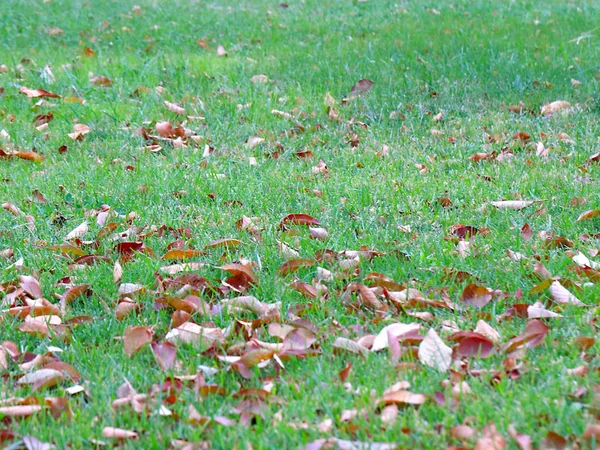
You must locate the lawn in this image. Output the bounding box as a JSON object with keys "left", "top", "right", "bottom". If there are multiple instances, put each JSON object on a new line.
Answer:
{"left": 0, "top": 0, "right": 599, "bottom": 448}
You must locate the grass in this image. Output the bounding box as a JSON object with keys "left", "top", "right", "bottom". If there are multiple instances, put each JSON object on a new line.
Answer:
{"left": 0, "top": 0, "right": 599, "bottom": 448}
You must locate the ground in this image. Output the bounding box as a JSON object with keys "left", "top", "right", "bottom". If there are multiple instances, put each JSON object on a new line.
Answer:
{"left": 0, "top": 0, "right": 599, "bottom": 449}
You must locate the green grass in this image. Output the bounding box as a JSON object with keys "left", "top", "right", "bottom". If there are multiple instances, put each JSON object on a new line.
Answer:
{"left": 1, "top": 0, "right": 599, "bottom": 448}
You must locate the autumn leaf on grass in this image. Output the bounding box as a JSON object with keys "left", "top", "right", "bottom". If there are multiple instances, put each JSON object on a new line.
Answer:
{"left": 165, "top": 322, "right": 225, "bottom": 347}
{"left": 0, "top": 405, "right": 43, "bottom": 418}
{"left": 418, "top": 329, "right": 452, "bottom": 372}
{"left": 102, "top": 427, "right": 138, "bottom": 440}
{"left": 527, "top": 302, "right": 562, "bottom": 319}
{"left": 204, "top": 238, "right": 243, "bottom": 250}
{"left": 151, "top": 342, "right": 177, "bottom": 371}
{"left": 65, "top": 221, "right": 88, "bottom": 240}
{"left": 123, "top": 326, "right": 153, "bottom": 356}
{"left": 505, "top": 319, "right": 549, "bottom": 352}
{"left": 15, "top": 151, "right": 45, "bottom": 163}
{"left": 232, "top": 349, "right": 275, "bottom": 379}
{"left": 576, "top": 209, "right": 600, "bottom": 221}
{"left": 67, "top": 124, "right": 91, "bottom": 140}
{"left": 279, "top": 213, "right": 321, "bottom": 230}
{"left": 332, "top": 337, "right": 369, "bottom": 356}
{"left": 449, "top": 331, "right": 495, "bottom": 358}
{"left": 349, "top": 79, "right": 374, "bottom": 96}
{"left": 378, "top": 389, "right": 426, "bottom": 407}
{"left": 461, "top": 284, "right": 493, "bottom": 308}
{"left": 541, "top": 100, "right": 572, "bottom": 116}
{"left": 218, "top": 263, "right": 259, "bottom": 285}
{"left": 19, "top": 87, "right": 60, "bottom": 98}
{"left": 490, "top": 200, "right": 537, "bottom": 210}
{"left": 118, "top": 283, "right": 145, "bottom": 297}
{"left": 371, "top": 323, "right": 420, "bottom": 352}
{"left": 60, "top": 284, "right": 91, "bottom": 309}
{"left": 161, "top": 249, "right": 204, "bottom": 260}
{"left": 278, "top": 258, "right": 315, "bottom": 276}
{"left": 18, "top": 368, "right": 65, "bottom": 391}
{"left": 164, "top": 101, "right": 185, "bottom": 115}
{"left": 89, "top": 75, "right": 112, "bottom": 86}
{"left": 549, "top": 281, "right": 586, "bottom": 306}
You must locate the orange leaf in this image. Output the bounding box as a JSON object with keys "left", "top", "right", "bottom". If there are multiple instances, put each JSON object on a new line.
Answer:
{"left": 277, "top": 258, "right": 315, "bottom": 276}
{"left": 204, "top": 238, "right": 243, "bottom": 250}
{"left": 576, "top": 209, "right": 600, "bottom": 222}
{"left": 19, "top": 87, "right": 60, "bottom": 98}
{"left": 14, "top": 151, "right": 45, "bottom": 162}
{"left": 161, "top": 249, "right": 204, "bottom": 260}
{"left": 461, "top": 284, "right": 492, "bottom": 308}
{"left": 218, "top": 263, "right": 259, "bottom": 285}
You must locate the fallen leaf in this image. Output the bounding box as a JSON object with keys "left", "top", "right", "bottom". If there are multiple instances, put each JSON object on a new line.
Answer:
{"left": 123, "top": 326, "right": 153, "bottom": 356}
{"left": 349, "top": 79, "right": 374, "bottom": 96}
{"left": 151, "top": 342, "right": 177, "bottom": 371}
{"left": 576, "top": 209, "right": 600, "bottom": 221}
{"left": 19, "top": 87, "right": 60, "bottom": 98}
{"left": 549, "top": 281, "right": 586, "bottom": 307}
{"left": 541, "top": 100, "right": 572, "bottom": 116}
{"left": 491, "top": 200, "right": 536, "bottom": 210}
{"left": 101, "top": 427, "right": 138, "bottom": 440}
{"left": 418, "top": 329, "right": 452, "bottom": 371}
{"left": 461, "top": 284, "right": 493, "bottom": 308}
{"left": 65, "top": 221, "right": 88, "bottom": 240}
{"left": 164, "top": 101, "right": 185, "bottom": 115}
{"left": 505, "top": 319, "right": 549, "bottom": 352}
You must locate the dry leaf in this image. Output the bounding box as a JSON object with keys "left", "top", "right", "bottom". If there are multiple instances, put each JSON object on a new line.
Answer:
{"left": 123, "top": 326, "right": 153, "bottom": 357}
{"left": 549, "top": 281, "right": 586, "bottom": 307}
{"left": 541, "top": 100, "right": 572, "bottom": 116}
{"left": 491, "top": 200, "right": 536, "bottom": 210}
{"left": 418, "top": 329, "right": 452, "bottom": 371}
{"left": 164, "top": 101, "right": 185, "bottom": 115}
{"left": 65, "top": 221, "right": 88, "bottom": 240}
{"left": 102, "top": 427, "right": 138, "bottom": 440}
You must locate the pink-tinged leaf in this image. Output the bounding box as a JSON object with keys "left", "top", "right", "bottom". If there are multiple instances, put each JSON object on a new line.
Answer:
{"left": 289, "top": 281, "right": 318, "bottom": 299}
{"left": 118, "top": 283, "right": 145, "bottom": 296}
{"left": 113, "top": 259, "right": 123, "bottom": 284}
{"left": 451, "top": 425, "right": 475, "bottom": 440}
{"left": 60, "top": 284, "right": 91, "bottom": 307}
{"left": 356, "top": 283, "right": 386, "bottom": 311}
{"left": 418, "top": 329, "right": 452, "bottom": 371}
{"left": 576, "top": 209, "right": 600, "bottom": 222}
{"left": 457, "top": 334, "right": 494, "bottom": 358}
{"left": 101, "top": 427, "right": 138, "bottom": 440}
{"left": 2, "top": 202, "right": 22, "bottom": 216}
{"left": 521, "top": 223, "right": 533, "bottom": 241}
{"left": 549, "top": 281, "right": 586, "bottom": 307}
{"left": 0, "top": 405, "right": 43, "bottom": 417}
{"left": 123, "top": 326, "right": 153, "bottom": 357}
{"left": 372, "top": 323, "right": 421, "bottom": 352}
{"left": 332, "top": 337, "right": 368, "bottom": 356}
{"left": 283, "top": 327, "right": 317, "bottom": 351}
{"left": 65, "top": 221, "right": 88, "bottom": 240}
{"left": 218, "top": 263, "right": 259, "bottom": 285}
{"left": 387, "top": 329, "right": 401, "bottom": 364}
{"left": 19, "top": 87, "right": 60, "bottom": 98}
{"left": 164, "top": 101, "right": 185, "bottom": 115}
{"left": 277, "top": 258, "right": 315, "bottom": 276}
{"left": 461, "top": 284, "right": 493, "bottom": 308}
{"left": 527, "top": 302, "right": 562, "bottom": 319}
{"left": 20, "top": 275, "right": 43, "bottom": 299}
{"left": 17, "top": 368, "right": 65, "bottom": 391}
{"left": 151, "top": 342, "right": 177, "bottom": 371}
{"left": 378, "top": 390, "right": 426, "bottom": 406}
{"left": 505, "top": 319, "right": 549, "bottom": 352}
{"left": 279, "top": 213, "right": 321, "bottom": 229}
{"left": 508, "top": 425, "right": 533, "bottom": 450}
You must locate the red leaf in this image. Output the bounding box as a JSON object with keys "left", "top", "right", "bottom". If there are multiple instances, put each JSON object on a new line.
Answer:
{"left": 505, "top": 319, "right": 549, "bottom": 352}
{"left": 218, "top": 263, "right": 259, "bottom": 285}
{"left": 456, "top": 333, "right": 494, "bottom": 358}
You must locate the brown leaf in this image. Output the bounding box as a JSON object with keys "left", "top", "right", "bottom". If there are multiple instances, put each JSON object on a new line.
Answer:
{"left": 123, "top": 326, "right": 153, "bottom": 357}
{"left": 451, "top": 425, "right": 475, "bottom": 441}
{"left": 113, "top": 260, "right": 123, "bottom": 284}
{"left": 461, "top": 284, "right": 493, "bottom": 308}
{"left": 505, "top": 319, "right": 549, "bottom": 352}
{"left": 279, "top": 213, "right": 321, "bottom": 229}
{"left": 349, "top": 79, "right": 374, "bottom": 95}
{"left": 15, "top": 151, "right": 45, "bottom": 163}
{"left": 277, "top": 258, "right": 315, "bottom": 276}
{"left": 218, "top": 263, "right": 259, "bottom": 285}
{"left": 418, "top": 329, "right": 452, "bottom": 371}
{"left": 155, "top": 121, "right": 175, "bottom": 138}
{"left": 289, "top": 281, "right": 318, "bottom": 299}
{"left": 520, "top": 223, "right": 533, "bottom": 241}
{"left": 19, "top": 87, "right": 60, "bottom": 98}
{"left": 60, "top": 284, "right": 91, "bottom": 308}
{"left": 151, "top": 342, "right": 177, "bottom": 371}
{"left": 339, "top": 361, "right": 352, "bottom": 382}
{"left": 576, "top": 209, "right": 600, "bottom": 222}
{"left": 90, "top": 75, "right": 112, "bottom": 86}
{"left": 204, "top": 238, "right": 243, "bottom": 250}
{"left": 161, "top": 249, "right": 204, "bottom": 260}
{"left": 332, "top": 337, "right": 368, "bottom": 356}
